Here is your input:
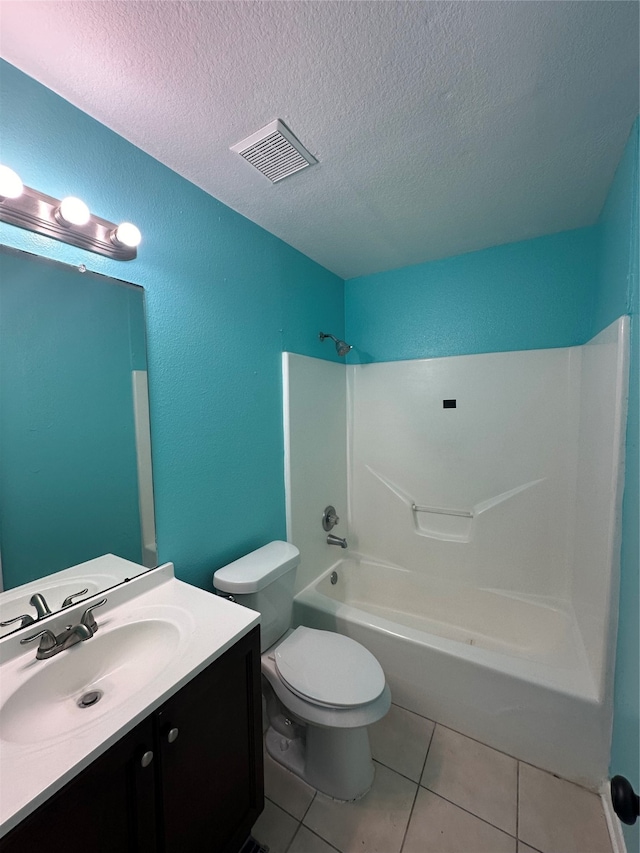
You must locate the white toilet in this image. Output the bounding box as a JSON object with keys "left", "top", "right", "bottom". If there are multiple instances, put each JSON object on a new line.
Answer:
{"left": 213, "top": 541, "right": 390, "bottom": 801}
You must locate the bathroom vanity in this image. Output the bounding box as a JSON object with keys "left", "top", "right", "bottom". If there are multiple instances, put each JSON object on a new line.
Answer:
{"left": 0, "top": 562, "right": 264, "bottom": 853}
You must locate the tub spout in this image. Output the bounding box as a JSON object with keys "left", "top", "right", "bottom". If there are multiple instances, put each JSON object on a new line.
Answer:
{"left": 327, "top": 533, "right": 348, "bottom": 549}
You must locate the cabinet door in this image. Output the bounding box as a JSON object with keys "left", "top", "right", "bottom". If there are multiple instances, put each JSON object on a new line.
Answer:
{"left": 0, "top": 716, "right": 157, "bottom": 853}
{"left": 156, "top": 627, "right": 263, "bottom": 853}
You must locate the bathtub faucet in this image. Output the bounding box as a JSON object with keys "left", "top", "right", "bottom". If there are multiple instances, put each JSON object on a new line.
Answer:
{"left": 327, "top": 533, "right": 348, "bottom": 549}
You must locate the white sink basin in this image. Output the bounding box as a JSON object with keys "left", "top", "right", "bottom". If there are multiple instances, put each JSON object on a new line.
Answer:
{"left": 0, "top": 619, "right": 181, "bottom": 744}
{"left": 0, "top": 563, "right": 260, "bottom": 838}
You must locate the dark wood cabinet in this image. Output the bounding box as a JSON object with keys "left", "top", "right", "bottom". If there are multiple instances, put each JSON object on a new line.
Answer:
{"left": 156, "top": 627, "right": 263, "bottom": 853}
{"left": 0, "top": 627, "right": 263, "bottom": 853}
{"left": 0, "top": 716, "right": 157, "bottom": 853}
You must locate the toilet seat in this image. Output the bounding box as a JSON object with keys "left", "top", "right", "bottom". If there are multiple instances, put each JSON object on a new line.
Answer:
{"left": 274, "top": 626, "right": 386, "bottom": 708}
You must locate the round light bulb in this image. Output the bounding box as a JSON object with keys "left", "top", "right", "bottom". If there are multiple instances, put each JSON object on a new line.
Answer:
{"left": 58, "top": 196, "right": 90, "bottom": 226}
{"left": 112, "top": 222, "right": 141, "bottom": 248}
{"left": 0, "top": 165, "right": 24, "bottom": 199}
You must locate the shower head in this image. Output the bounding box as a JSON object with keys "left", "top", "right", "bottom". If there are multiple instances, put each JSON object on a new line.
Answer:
{"left": 319, "top": 332, "right": 352, "bottom": 357}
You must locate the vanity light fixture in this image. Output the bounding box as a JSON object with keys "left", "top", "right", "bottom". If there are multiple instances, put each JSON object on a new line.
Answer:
{"left": 0, "top": 165, "right": 24, "bottom": 200}
{"left": 56, "top": 196, "right": 91, "bottom": 226}
{"left": 0, "top": 165, "right": 140, "bottom": 260}
{"left": 110, "top": 221, "right": 142, "bottom": 249}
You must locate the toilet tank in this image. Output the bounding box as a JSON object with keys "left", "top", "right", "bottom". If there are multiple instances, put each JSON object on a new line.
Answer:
{"left": 213, "top": 541, "right": 300, "bottom": 652}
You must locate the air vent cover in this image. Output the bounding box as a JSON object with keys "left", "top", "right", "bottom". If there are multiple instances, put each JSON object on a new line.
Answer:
{"left": 231, "top": 119, "right": 317, "bottom": 183}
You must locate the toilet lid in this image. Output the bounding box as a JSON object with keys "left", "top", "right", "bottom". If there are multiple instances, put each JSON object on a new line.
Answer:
{"left": 274, "top": 627, "right": 386, "bottom": 708}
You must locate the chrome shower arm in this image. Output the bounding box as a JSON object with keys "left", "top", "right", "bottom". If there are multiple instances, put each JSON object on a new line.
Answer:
{"left": 318, "top": 331, "right": 352, "bottom": 357}
{"left": 319, "top": 331, "right": 339, "bottom": 344}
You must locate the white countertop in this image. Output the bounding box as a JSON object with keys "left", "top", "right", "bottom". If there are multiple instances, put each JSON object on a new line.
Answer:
{"left": 0, "top": 563, "right": 260, "bottom": 837}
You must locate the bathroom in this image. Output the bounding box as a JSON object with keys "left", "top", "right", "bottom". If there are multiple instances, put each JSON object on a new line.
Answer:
{"left": 0, "top": 2, "right": 638, "bottom": 853}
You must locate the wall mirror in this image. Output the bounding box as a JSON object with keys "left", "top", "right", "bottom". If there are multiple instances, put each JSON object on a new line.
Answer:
{"left": 0, "top": 245, "right": 157, "bottom": 636}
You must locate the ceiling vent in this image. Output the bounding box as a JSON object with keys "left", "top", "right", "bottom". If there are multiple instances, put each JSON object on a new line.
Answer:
{"left": 230, "top": 119, "right": 317, "bottom": 184}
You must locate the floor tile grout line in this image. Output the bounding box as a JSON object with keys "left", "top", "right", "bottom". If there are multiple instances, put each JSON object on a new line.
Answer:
{"left": 370, "top": 711, "right": 435, "bottom": 783}
{"left": 277, "top": 795, "right": 336, "bottom": 853}
{"left": 398, "top": 777, "right": 421, "bottom": 853}
{"left": 261, "top": 796, "right": 301, "bottom": 853}
{"left": 380, "top": 702, "right": 600, "bottom": 802}
{"left": 516, "top": 760, "right": 520, "bottom": 840}
{"left": 400, "top": 725, "right": 435, "bottom": 853}
{"left": 389, "top": 702, "right": 523, "bottom": 763}
{"left": 266, "top": 793, "right": 302, "bottom": 820}
{"left": 295, "top": 823, "right": 343, "bottom": 853}
{"left": 300, "top": 790, "right": 317, "bottom": 824}
{"left": 390, "top": 700, "right": 435, "bottom": 723}
{"left": 371, "top": 756, "right": 427, "bottom": 786}
{"left": 389, "top": 701, "right": 594, "bottom": 794}
{"left": 433, "top": 718, "right": 522, "bottom": 764}
{"left": 516, "top": 837, "right": 545, "bottom": 853}
{"left": 263, "top": 750, "right": 317, "bottom": 824}
{"left": 283, "top": 819, "right": 301, "bottom": 853}
{"left": 421, "top": 788, "right": 519, "bottom": 841}
{"left": 267, "top": 788, "right": 316, "bottom": 831}
{"left": 519, "top": 843, "right": 545, "bottom": 853}
{"left": 425, "top": 722, "right": 436, "bottom": 757}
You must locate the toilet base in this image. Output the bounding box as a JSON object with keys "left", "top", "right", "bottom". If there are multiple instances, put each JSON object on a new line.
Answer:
{"left": 265, "top": 722, "right": 374, "bottom": 801}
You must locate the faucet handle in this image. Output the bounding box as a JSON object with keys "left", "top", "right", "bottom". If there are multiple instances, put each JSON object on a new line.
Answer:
{"left": 20, "top": 628, "right": 57, "bottom": 652}
{"left": 81, "top": 598, "right": 107, "bottom": 633}
{"left": 322, "top": 506, "right": 340, "bottom": 531}
{"left": 0, "top": 613, "right": 36, "bottom": 629}
{"left": 62, "top": 588, "right": 89, "bottom": 608}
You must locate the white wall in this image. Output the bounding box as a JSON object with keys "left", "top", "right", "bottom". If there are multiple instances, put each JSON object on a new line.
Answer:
{"left": 347, "top": 348, "right": 579, "bottom": 599}
{"left": 570, "top": 317, "right": 629, "bottom": 697}
{"left": 282, "top": 354, "right": 347, "bottom": 592}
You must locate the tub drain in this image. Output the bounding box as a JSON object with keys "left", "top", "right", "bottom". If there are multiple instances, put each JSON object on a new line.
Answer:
{"left": 78, "top": 689, "right": 103, "bottom": 708}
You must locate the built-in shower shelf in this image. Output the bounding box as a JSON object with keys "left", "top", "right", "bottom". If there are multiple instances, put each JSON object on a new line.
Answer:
{"left": 363, "top": 465, "right": 548, "bottom": 543}
{"left": 411, "top": 504, "right": 474, "bottom": 519}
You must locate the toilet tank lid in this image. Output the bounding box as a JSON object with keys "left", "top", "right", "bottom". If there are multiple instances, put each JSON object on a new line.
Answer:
{"left": 213, "top": 541, "right": 300, "bottom": 593}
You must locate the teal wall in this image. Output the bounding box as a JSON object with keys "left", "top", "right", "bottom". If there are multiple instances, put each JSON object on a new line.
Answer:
{"left": 0, "top": 60, "right": 344, "bottom": 590}
{"left": 0, "top": 248, "right": 144, "bottom": 585}
{"left": 344, "top": 227, "right": 598, "bottom": 362}
{"left": 345, "top": 118, "right": 638, "bottom": 843}
{"left": 601, "top": 119, "right": 639, "bottom": 853}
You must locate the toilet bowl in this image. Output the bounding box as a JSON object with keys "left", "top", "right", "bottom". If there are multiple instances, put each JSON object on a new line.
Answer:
{"left": 214, "top": 542, "right": 390, "bottom": 800}
{"left": 262, "top": 626, "right": 391, "bottom": 799}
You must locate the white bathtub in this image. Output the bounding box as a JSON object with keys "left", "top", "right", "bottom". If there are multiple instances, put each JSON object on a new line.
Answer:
{"left": 293, "top": 556, "right": 610, "bottom": 788}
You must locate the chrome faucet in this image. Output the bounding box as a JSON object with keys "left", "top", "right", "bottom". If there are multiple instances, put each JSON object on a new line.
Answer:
{"left": 20, "top": 598, "right": 107, "bottom": 660}
{"left": 327, "top": 533, "right": 348, "bottom": 549}
{"left": 0, "top": 592, "right": 53, "bottom": 631}
{"left": 30, "top": 593, "right": 52, "bottom": 619}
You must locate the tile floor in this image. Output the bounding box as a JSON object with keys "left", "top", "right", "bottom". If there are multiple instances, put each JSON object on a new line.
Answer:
{"left": 252, "top": 703, "right": 613, "bottom": 853}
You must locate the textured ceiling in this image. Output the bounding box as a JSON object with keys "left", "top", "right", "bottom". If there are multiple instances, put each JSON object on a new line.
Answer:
{"left": 0, "top": 1, "right": 638, "bottom": 279}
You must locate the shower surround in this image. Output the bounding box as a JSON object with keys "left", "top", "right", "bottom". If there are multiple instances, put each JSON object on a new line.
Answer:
{"left": 283, "top": 316, "right": 628, "bottom": 787}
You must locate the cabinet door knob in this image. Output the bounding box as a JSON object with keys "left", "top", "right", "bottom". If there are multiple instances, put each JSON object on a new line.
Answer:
{"left": 140, "top": 750, "right": 154, "bottom": 768}
{"left": 167, "top": 727, "right": 179, "bottom": 744}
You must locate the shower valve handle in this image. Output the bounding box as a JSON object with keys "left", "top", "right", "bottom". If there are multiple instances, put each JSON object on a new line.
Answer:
{"left": 322, "top": 506, "right": 340, "bottom": 531}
